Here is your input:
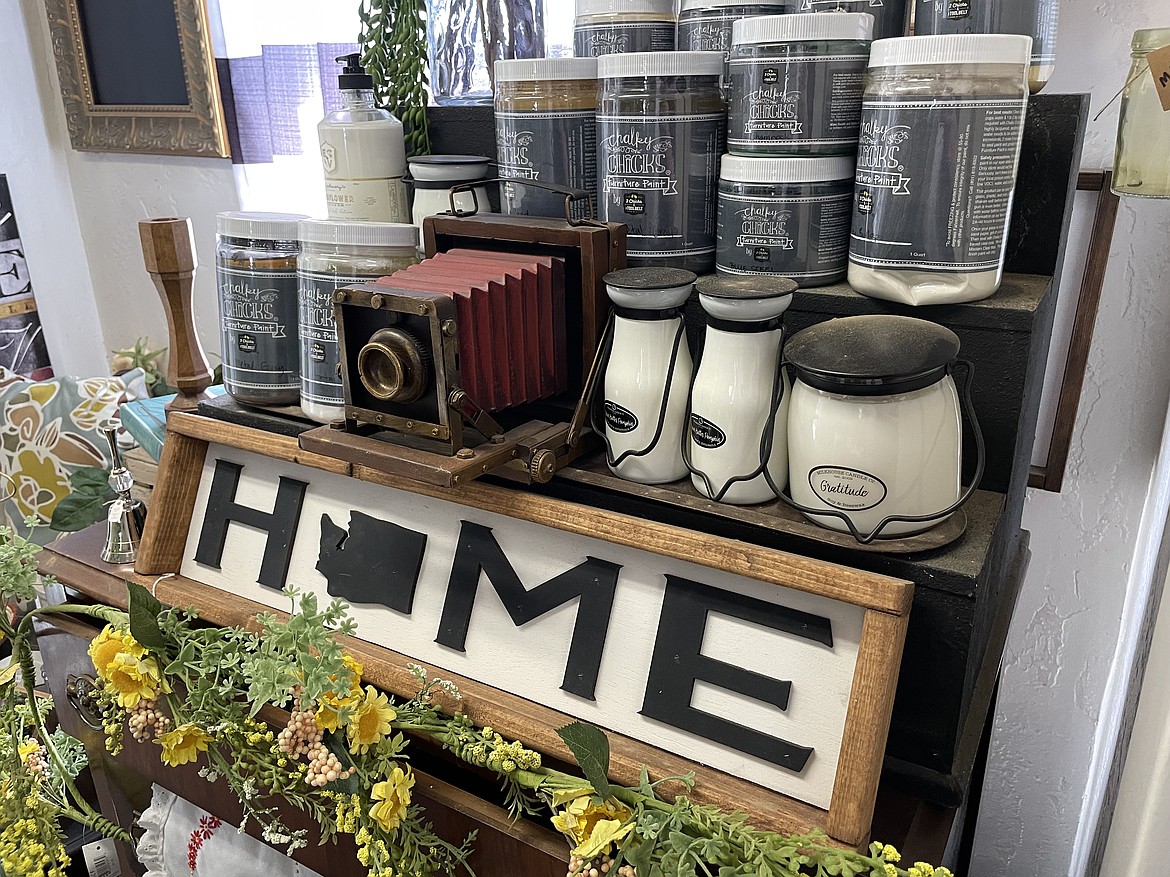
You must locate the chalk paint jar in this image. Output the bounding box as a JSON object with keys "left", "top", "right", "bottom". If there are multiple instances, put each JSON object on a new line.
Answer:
{"left": 914, "top": 0, "right": 1059, "bottom": 93}
{"left": 574, "top": 0, "right": 676, "bottom": 57}
{"left": 597, "top": 51, "right": 727, "bottom": 273}
{"left": 215, "top": 212, "right": 307, "bottom": 407}
{"left": 727, "top": 13, "right": 873, "bottom": 156}
{"left": 677, "top": 0, "right": 791, "bottom": 57}
{"left": 716, "top": 154, "right": 854, "bottom": 285}
{"left": 494, "top": 57, "right": 599, "bottom": 220}
{"left": 297, "top": 221, "right": 419, "bottom": 423}
{"left": 847, "top": 34, "right": 1030, "bottom": 305}
{"left": 805, "top": 0, "right": 908, "bottom": 42}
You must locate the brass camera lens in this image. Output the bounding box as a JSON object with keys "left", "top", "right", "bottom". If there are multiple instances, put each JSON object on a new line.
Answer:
{"left": 358, "top": 328, "right": 428, "bottom": 403}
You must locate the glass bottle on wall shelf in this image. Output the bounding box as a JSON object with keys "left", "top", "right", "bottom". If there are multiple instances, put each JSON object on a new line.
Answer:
{"left": 1113, "top": 27, "right": 1170, "bottom": 199}
{"left": 428, "top": 0, "right": 551, "bottom": 105}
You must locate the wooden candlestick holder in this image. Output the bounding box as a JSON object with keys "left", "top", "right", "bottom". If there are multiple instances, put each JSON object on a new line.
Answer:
{"left": 138, "top": 217, "right": 214, "bottom": 412}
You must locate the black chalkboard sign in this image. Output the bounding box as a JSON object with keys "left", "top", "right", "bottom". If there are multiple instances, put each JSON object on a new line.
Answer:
{"left": 76, "top": 0, "right": 189, "bottom": 106}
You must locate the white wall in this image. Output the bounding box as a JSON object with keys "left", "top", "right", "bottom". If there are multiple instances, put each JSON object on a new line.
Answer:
{"left": 971, "top": 1, "right": 1170, "bottom": 874}
{"left": 0, "top": 0, "right": 106, "bottom": 377}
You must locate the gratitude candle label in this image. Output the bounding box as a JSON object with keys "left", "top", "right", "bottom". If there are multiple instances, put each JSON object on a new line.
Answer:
{"left": 809, "top": 466, "right": 887, "bottom": 511}
{"left": 598, "top": 113, "right": 725, "bottom": 261}
{"left": 716, "top": 192, "right": 851, "bottom": 279}
{"left": 574, "top": 22, "right": 675, "bottom": 57}
{"left": 727, "top": 53, "right": 867, "bottom": 152}
{"left": 496, "top": 110, "right": 597, "bottom": 220}
{"left": 298, "top": 271, "right": 361, "bottom": 407}
{"left": 849, "top": 97, "right": 1027, "bottom": 273}
{"left": 218, "top": 267, "right": 299, "bottom": 392}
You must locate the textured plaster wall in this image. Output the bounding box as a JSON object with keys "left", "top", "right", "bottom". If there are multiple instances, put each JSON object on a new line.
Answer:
{"left": 970, "top": 1, "right": 1170, "bottom": 874}
{"left": 0, "top": 0, "right": 107, "bottom": 376}
{"left": 24, "top": 0, "right": 238, "bottom": 369}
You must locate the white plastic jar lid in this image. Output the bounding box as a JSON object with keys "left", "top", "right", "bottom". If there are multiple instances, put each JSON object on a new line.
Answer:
{"left": 216, "top": 211, "right": 307, "bottom": 241}
{"left": 598, "top": 50, "right": 725, "bottom": 78}
{"left": 869, "top": 34, "right": 1033, "bottom": 67}
{"left": 681, "top": 0, "right": 788, "bottom": 10}
{"left": 720, "top": 154, "right": 856, "bottom": 184}
{"left": 298, "top": 219, "right": 418, "bottom": 249}
{"left": 732, "top": 12, "right": 874, "bottom": 45}
{"left": 494, "top": 57, "right": 598, "bottom": 82}
{"left": 576, "top": 0, "right": 674, "bottom": 17}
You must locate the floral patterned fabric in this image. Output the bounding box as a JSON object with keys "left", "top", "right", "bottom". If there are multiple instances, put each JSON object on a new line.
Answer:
{"left": 0, "top": 366, "right": 139, "bottom": 542}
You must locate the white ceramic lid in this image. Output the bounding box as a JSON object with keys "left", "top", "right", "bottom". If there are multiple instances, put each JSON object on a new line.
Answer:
{"left": 598, "top": 51, "right": 725, "bottom": 78}
{"left": 604, "top": 267, "right": 696, "bottom": 310}
{"left": 696, "top": 275, "right": 795, "bottom": 322}
{"left": 869, "top": 34, "right": 1032, "bottom": 68}
{"left": 216, "top": 211, "right": 307, "bottom": 241}
{"left": 298, "top": 219, "right": 418, "bottom": 249}
{"left": 407, "top": 155, "right": 491, "bottom": 182}
{"left": 732, "top": 12, "right": 873, "bottom": 45}
{"left": 576, "top": 0, "right": 674, "bottom": 16}
{"left": 720, "top": 154, "right": 856, "bottom": 184}
{"left": 494, "top": 57, "right": 598, "bottom": 82}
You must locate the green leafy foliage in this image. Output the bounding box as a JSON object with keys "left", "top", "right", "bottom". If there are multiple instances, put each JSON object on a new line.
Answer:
{"left": 49, "top": 468, "right": 115, "bottom": 532}
{"left": 0, "top": 523, "right": 43, "bottom": 602}
{"left": 358, "top": 0, "right": 431, "bottom": 156}
{"left": 127, "top": 582, "right": 167, "bottom": 652}
{"left": 556, "top": 721, "right": 612, "bottom": 800}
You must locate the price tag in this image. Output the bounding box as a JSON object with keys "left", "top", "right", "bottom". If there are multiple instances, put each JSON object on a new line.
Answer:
{"left": 82, "top": 838, "right": 121, "bottom": 877}
{"left": 1149, "top": 42, "right": 1170, "bottom": 112}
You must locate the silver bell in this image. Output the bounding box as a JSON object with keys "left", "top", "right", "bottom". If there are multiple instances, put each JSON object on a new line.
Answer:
{"left": 100, "top": 425, "right": 147, "bottom": 564}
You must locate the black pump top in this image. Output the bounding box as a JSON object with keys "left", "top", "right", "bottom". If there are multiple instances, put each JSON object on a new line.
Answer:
{"left": 336, "top": 53, "right": 374, "bottom": 91}
{"left": 785, "top": 315, "right": 960, "bottom": 397}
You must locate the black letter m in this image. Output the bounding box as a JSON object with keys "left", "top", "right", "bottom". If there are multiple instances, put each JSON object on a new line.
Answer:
{"left": 436, "top": 521, "right": 621, "bottom": 700}
{"left": 193, "top": 459, "right": 308, "bottom": 591}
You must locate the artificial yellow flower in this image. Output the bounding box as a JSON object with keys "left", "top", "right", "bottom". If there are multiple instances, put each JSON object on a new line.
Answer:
{"left": 159, "top": 724, "right": 212, "bottom": 767}
{"left": 347, "top": 685, "right": 396, "bottom": 754}
{"left": 16, "top": 740, "right": 39, "bottom": 761}
{"left": 104, "top": 651, "right": 163, "bottom": 709}
{"left": 551, "top": 793, "right": 633, "bottom": 849}
{"left": 881, "top": 845, "right": 901, "bottom": 863}
{"left": 87, "top": 626, "right": 145, "bottom": 680}
{"left": 369, "top": 765, "right": 414, "bottom": 832}
{"left": 573, "top": 818, "right": 634, "bottom": 859}
{"left": 316, "top": 655, "right": 364, "bottom": 732}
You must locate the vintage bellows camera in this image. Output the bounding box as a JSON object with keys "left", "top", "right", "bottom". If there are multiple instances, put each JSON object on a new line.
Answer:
{"left": 300, "top": 213, "right": 627, "bottom": 487}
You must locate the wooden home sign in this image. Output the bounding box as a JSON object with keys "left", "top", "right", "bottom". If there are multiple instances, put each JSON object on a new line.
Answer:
{"left": 136, "top": 412, "right": 912, "bottom": 846}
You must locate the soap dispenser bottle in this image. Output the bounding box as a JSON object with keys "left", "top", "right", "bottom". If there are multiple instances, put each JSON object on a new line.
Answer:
{"left": 318, "top": 54, "right": 409, "bottom": 223}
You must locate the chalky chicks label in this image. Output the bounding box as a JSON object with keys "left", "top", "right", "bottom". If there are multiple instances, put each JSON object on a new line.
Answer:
{"left": 298, "top": 271, "right": 364, "bottom": 407}
{"left": 598, "top": 113, "right": 725, "bottom": 262}
{"left": 849, "top": 97, "right": 1027, "bottom": 273}
{"left": 715, "top": 191, "right": 851, "bottom": 279}
{"left": 809, "top": 466, "right": 887, "bottom": 511}
{"left": 496, "top": 110, "right": 597, "bottom": 220}
{"left": 919, "top": 0, "right": 1057, "bottom": 66}
{"left": 573, "top": 22, "right": 675, "bottom": 57}
{"left": 217, "top": 267, "right": 299, "bottom": 395}
{"left": 727, "top": 54, "right": 868, "bottom": 151}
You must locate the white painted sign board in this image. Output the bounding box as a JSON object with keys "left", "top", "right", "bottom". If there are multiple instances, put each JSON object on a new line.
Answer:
{"left": 180, "top": 445, "right": 865, "bottom": 810}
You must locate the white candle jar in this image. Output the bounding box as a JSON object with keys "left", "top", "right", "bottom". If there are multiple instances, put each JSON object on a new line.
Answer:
{"left": 783, "top": 315, "right": 984, "bottom": 541}
{"left": 599, "top": 267, "right": 696, "bottom": 484}
{"left": 687, "top": 275, "right": 795, "bottom": 505}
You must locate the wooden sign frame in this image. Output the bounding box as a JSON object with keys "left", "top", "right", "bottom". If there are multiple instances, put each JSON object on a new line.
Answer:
{"left": 135, "top": 411, "right": 911, "bottom": 847}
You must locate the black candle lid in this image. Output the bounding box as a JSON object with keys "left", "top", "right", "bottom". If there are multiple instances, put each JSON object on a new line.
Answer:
{"left": 604, "top": 267, "right": 697, "bottom": 290}
{"left": 785, "top": 315, "right": 960, "bottom": 396}
{"left": 694, "top": 275, "right": 797, "bottom": 300}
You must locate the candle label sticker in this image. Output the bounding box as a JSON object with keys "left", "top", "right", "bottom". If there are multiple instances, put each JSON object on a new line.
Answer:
{"left": 603, "top": 400, "right": 639, "bottom": 433}
{"left": 298, "top": 271, "right": 359, "bottom": 407}
{"left": 690, "top": 414, "right": 728, "bottom": 450}
{"left": 810, "top": 466, "right": 887, "bottom": 511}
{"left": 217, "top": 266, "right": 300, "bottom": 393}
{"left": 849, "top": 97, "right": 1026, "bottom": 273}
{"left": 574, "top": 22, "right": 675, "bottom": 57}
{"left": 598, "top": 114, "right": 726, "bottom": 261}
{"left": 727, "top": 54, "right": 868, "bottom": 152}
{"left": 716, "top": 192, "right": 851, "bottom": 279}
{"left": 496, "top": 110, "right": 597, "bottom": 220}
{"left": 1149, "top": 42, "right": 1170, "bottom": 112}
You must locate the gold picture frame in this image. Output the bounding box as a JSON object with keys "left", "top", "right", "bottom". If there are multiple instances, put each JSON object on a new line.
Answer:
{"left": 43, "top": 0, "right": 229, "bottom": 158}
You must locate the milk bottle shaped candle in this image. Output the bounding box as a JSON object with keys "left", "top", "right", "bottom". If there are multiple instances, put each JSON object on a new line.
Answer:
{"left": 599, "top": 268, "right": 696, "bottom": 485}
{"left": 687, "top": 276, "right": 794, "bottom": 505}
